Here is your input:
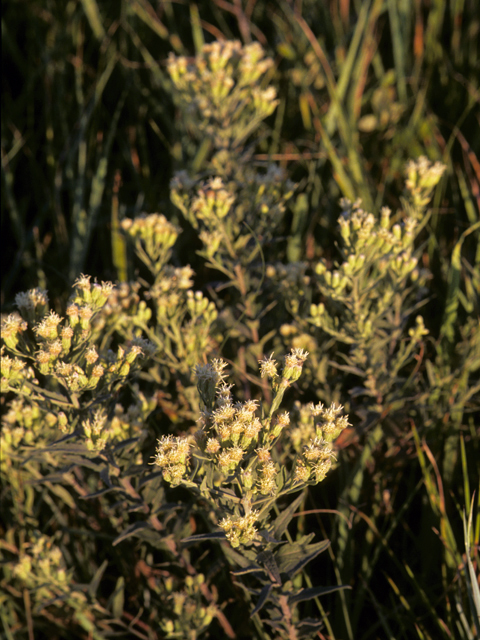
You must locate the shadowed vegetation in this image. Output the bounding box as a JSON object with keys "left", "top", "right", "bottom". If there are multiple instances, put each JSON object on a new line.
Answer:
{"left": 1, "top": 1, "right": 479, "bottom": 639}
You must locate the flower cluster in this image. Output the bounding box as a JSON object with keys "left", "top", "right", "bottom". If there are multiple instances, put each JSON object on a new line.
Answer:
{"left": 148, "top": 265, "right": 208, "bottom": 324}
{"left": 70, "top": 274, "right": 115, "bottom": 310}
{"left": 167, "top": 40, "right": 278, "bottom": 150}
{"left": 195, "top": 380, "right": 284, "bottom": 495}
{"left": 309, "top": 196, "right": 429, "bottom": 344}
{"left": 198, "top": 394, "right": 265, "bottom": 482}
{"left": 93, "top": 281, "right": 151, "bottom": 333}
{"left": 0, "top": 346, "right": 29, "bottom": 392}
{"left": 1, "top": 280, "right": 156, "bottom": 458}
{"left": 14, "top": 287, "right": 49, "bottom": 323}
{"left": 121, "top": 213, "right": 180, "bottom": 273}
{"left": 149, "top": 349, "right": 349, "bottom": 548}
{"left": 404, "top": 156, "right": 446, "bottom": 210}
{"left": 337, "top": 200, "right": 416, "bottom": 254}
{"left": 171, "top": 165, "right": 294, "bottom": 267}
{"left": 308, "top": 401, "right": 350, "bottom": 442}
{"left": 218, "top": 510, "right": 260, "bottom": 548}
{"left": 258, "top": 349, "right": 310, "bottom": 404}
{"left": 0, "top": 398, "right": 57, "bottom": 476}
{"left": 11, "top": 533, "right": 85, "bottom": 610}
{"left": 1, "top": 313, "right": 28, "bottom": 353}
{"left": 287, "top": 401, "right": 350, "bottom": 484}
{"left": 26, "top": 280, "right": 152, "bottom": 388}
{"left": 152, "top": 435, "right": 191, "bottom": 485}
{"left": 282, "top": 348, "right": 310, "bottom": 384}
{"left": 82, "top": 409, "right": 111, "bottom": 452}
{"left": 160, "top": 574, "right": 218, "bottom": 637}
{"left": 190, "top": 177, "right": 235, "bottom": 228}
{"left": 295, "top": 439, "right": 334, "bottom": 484}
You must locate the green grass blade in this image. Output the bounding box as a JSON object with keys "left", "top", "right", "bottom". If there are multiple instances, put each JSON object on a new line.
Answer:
{"left": 69, "top": 83, "right": 126, "bottom": 281}
{"left": 386, "top": 0, "right": 408, "bottom": 102}
{"left": 80, "top": 0, "right": 105, "bottom": 40}
{"left": 440, "top": 221, "right": 480, "bottom": 348}
{"left": 190, "top": 3, "right": 204, "bottom": 53}
{"left": 463, "top": 494, "right": 480, "bottom": 637}
{"left": 291, "top": 10, "right": 374, "bottom": 209}
{"left": 129, "top": 0, "right": 169, "bottom": 40}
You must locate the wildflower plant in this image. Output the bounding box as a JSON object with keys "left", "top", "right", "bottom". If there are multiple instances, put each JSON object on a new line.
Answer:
{"left": 171, "top": 165, "right": 295, "bottom": 272}
{"left": 8, "top": 532, "right": 82, "bottom": 611}
{"left": 170, "top": 165, "right": 295, "bottom": 366}
{"left": 169, "top": 165, "right": 294, "bottom": 380}
{"left": 165, "top": 41, "right": 301, "bottom": 396}
{"left": 119, "top": 213, "right": 218, "bottom": 372}
{"left": 1, "top": 276, "right": 155, "bottom": 453}
{"left": 3, "top": 2, "right": 479, "bottom": 637}
{"left": 159, "top": 574, "right": 218, "bottom": 639}
{"left": 151, "top": 350, "right": 350, "bottom": 631}
{"left": 114, "top": 212, "right": 219, "bottom": 428}
{"left": 167, "top": 40, "right": 278, "bottom": 155}
{"left": 305, "top": 157, "right": 446, "bottom": 405}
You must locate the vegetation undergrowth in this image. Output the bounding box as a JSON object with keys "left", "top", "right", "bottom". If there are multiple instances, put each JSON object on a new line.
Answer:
{"left": 1, "top": 2, "right": 479, "bottom": 639}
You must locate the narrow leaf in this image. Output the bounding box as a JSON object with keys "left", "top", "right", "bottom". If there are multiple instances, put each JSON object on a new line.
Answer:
{"left": 88, "top": 560, "right": 108, "bottom": 598}
{"left": 112, "top": 521, "right": 152, "bottom": 546}
{"left": 275, "top": 538, "right": 330, "bottom": 578}
{"left": 272, "top": 492, "right": 305, "bottom": 540}
{"left": 231, "top": 565, "right": 263, "bottom": 577}
{"left": 289, "top": 584, "right": 351, "bottom": 605}
{"left": 111, "top": 576, "right": 125, "bottom": 619}
{"left": 181, "top": 532, "right": 226, "bottom": 545}
{"left": 257, "top": 549, "right": 282, "bottom": 585}
{"left": 251, "top": 584, "right": 273, "bottom": 618}
{"left": 80, "top": 0, "right": 105, "bottom": 40}
{"left": 440, "top": 221, "right": 480, "bottom": 347}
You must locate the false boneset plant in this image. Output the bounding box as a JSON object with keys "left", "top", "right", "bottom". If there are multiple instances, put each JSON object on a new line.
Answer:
{"left": 167, "top": 40, "right": 278, "bottom": 157}
{"left": 119, "top": 213, "right": 218, "bottom": 375}
{"left": 152, "top": 349, "right": 350, "bottom": 634}
{"left": 293, "top": 157, "right": 447, "bottom": 408}
{"left": 0, "top": 278, "right": 161, "bottom": 637}
{"left": 168, "top": 40, "right": 295, "bottom": 364}
{"left": 1, "top": 277, "right": 156, "bottom": 452}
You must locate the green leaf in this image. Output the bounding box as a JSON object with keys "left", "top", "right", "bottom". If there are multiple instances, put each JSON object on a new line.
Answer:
{"left": 271, "top": 492, "right": 305, "bottom": 540}
{"left": 111, "top": 437, "right": 141, "bottom": 453}
{"left": 251, "top": 584, "right": 273, "bottom": 617}
{"left": 112, "top": 521, "right": 153, "bottom": 546}
{"left": 222, "top": 544, "right": 258, "bottom": 569}
{"left": 80, "top": 0, "right": 105, "bottom": 40}
{"left": 440, "top": 221, "right": 480, "bottom": 349}
{"left": 110, "top": 576, "right": 125, "bottom": 619}
{"left": 74, "top": 611, "right": 105, "bottom": 640}
{"left": 181, "top": 532, "right": 226, "bottom": 545}
{"left": 190, "top": 3, "right": 204, "bottom": 54}
{"left": 289, "top": 584, "right": 351, "bottom": 605}
{"left": 22, "top": 381, "right": 73, "bottom": 407}
{"left": 81, "top": 486, "right": 122, "bottom": 500}
{"left": 463, "top": 493, "right": 480, "bottom": 637}
{"left": 257, "top": 549, "right": 282, "bottom": 585}
{"left": 287, "top": 193, "right": 310, "bottom": 262}
{"left": 88, "top": 560, "right": 108, "bottom": 599}
{"left": 275, "top": 536, "right": 330, "bottom": 578}
{"left": 231, "top": 564, "right": 263, "bottom": 577}
{"left": 46, "top": 484, "right": 77, "bottom": 509}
